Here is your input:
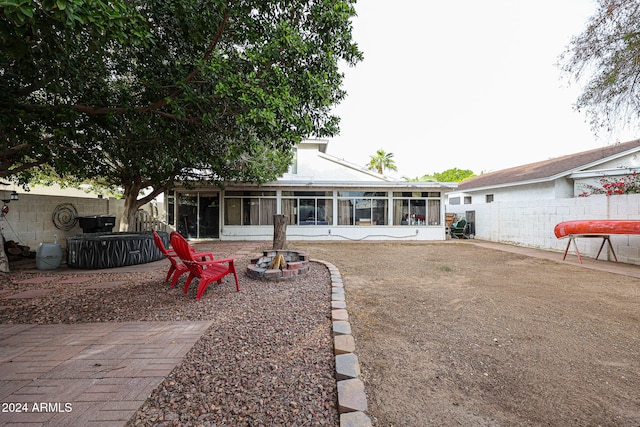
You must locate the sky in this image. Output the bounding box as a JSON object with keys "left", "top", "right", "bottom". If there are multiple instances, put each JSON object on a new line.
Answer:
{"left": 325, "top": 0, "right": 639, "bottom": 179}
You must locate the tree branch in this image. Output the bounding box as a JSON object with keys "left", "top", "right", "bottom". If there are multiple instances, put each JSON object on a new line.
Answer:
{"left": 144, "top": 10, "right": 230, "bottom": 112}
{"left": 0, "top": 160, "right": 45, "bottom": 177}
{"left": 136, "top": 183, "right": 170, "bottom": 207}
{"left": 0, "top": 142, "right": 33, "bottom": 158}
{"left": 5, "top": 11, "right": 231, "bottom": 121}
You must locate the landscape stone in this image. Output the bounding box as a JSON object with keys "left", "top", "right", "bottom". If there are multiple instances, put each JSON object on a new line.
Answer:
{"left": 334, "top": 334, "right": 356, "bottom": 354}
{"left": 340, "top": 411, "right": 372, "bottom": 427}
{"left": 335, "top": 353, "right": 360, "bottom": 380}
{"left": 332, "top": 321, "right": 352, "bottom": 335}
{"left": 337, "top": 378, "right": 367, "bottom": 413}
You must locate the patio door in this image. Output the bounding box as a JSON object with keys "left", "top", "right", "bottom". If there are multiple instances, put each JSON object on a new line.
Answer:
{"left": 176, "top": 192, "right": 220, "bottom": 238}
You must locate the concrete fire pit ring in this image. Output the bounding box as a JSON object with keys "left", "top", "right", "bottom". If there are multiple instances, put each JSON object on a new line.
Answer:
{"left": 246, "top": 249, "right": 310, "bottom": 281}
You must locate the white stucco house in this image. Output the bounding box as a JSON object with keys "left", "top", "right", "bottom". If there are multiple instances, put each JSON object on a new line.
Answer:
{"left": 444, "top": 138, "right": 640, "bottom": 264}
{"left": 447, "top": 138, "right": 640, "bottom": 206}
{"left": 167, "top": 139, "right": 456, "bottom": 241}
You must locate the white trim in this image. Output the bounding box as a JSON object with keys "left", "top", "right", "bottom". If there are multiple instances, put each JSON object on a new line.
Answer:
{"left": 225, "top": 181, "right": 457, "bottom": 190}
{"left": 569, "top": 167, "right": 640, "bottom": 179}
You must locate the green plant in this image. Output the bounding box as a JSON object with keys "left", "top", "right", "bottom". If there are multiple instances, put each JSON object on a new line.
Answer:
{"left": 578, "top": 173, "right": 640, "bottom": 196}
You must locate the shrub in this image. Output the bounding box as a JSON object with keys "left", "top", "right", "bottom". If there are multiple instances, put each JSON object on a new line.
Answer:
{"left": 578, "top": 173, "right": 640, "bottom": 196}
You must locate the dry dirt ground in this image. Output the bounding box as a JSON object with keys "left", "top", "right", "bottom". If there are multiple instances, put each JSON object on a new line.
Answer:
{"left": 293, "top": 240, "right": 640, "bottom": 427}
{"left": 2, "top": 240, "right": 639, "bottom": 426}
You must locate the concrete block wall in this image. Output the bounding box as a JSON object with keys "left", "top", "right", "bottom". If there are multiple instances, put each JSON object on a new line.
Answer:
{"left": 448, "top": 194, "right": 640, "bottom": 265}
{"left": 0, "top": 194, "right": 125, "bottom": 251}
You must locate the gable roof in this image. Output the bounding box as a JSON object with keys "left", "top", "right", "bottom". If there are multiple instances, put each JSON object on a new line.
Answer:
{"left": 279, "top": 138, "right": 405, "bottom": 183}
{"left": 316, "top": 152, "right": 396, "bottom": 181}
{"left": 457, "top": 138, "right": 640, "bottom": 191}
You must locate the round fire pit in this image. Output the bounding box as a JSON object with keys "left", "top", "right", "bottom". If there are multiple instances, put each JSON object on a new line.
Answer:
{"left": 246, "top": 249, "right": 310, "bottom": 281}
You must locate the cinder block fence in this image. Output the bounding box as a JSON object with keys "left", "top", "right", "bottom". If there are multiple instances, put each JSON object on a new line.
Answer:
{"left": 447, "top": 194, "right": 640, "bottom": 265}
{"left": 0, "top": 194, "right": 125, "bottom": 252}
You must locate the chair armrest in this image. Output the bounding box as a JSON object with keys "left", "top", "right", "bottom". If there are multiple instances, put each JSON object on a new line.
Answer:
{"left": 167, "top": 248, "right": 195, "bottom": 253}
{"left": 197, "top": 258, "right": 235, "bottom": 266}
{"left": 192, "top": 251, "right": 215, "bottom": 260}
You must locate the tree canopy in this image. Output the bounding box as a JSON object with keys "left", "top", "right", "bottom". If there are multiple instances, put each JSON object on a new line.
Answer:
{"left": 366, "top": 149, "right": 397, "bottom": 175}
{"left": 1, "top": 0, "right": 363, "bottom": 229}
{"left": 405, "top": 168, "right": 476, "bottom": 183}
{"left": 433, "top": 168, "right": 475, "bottom": 182}
{"left": 1, "top": 0, "right": 150, "bottom": 178}
{"left": 560, "top": 0, "right": 640, "bottom": 134}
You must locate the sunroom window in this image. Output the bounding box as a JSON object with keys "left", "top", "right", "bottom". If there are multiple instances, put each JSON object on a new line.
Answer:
{"left": 224, "top": 191, "right": 277, "bottom": 225}
{"left": 337, "top": 191, "right": 388, "bottom": 225}
{"left": 392, "top": 192, "right": 441, "bottom": 225}
{"left": 281, "top": 191, "right": 333, "bottom": 225}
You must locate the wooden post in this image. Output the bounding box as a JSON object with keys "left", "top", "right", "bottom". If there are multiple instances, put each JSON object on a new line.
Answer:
{"left": 273, "top": 214, "right": 288, "bottom": 249}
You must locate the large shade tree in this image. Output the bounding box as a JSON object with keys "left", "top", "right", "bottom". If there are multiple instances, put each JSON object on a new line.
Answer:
{"left": 560, "top": 0, "right": 640, "bottom": 134}
{"left": 0, "top": 0, "right": 149, "bottom": 272}
{"left": 1, "top": 0, "right": 363, "bottom": 230}
{"left": 0, "top": 0, "right": 150, "bottom": 177}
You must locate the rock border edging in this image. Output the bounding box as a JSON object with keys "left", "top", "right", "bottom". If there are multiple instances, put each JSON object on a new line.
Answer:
{"left": 312, "top": 259, "right": 372, "bottom": 427}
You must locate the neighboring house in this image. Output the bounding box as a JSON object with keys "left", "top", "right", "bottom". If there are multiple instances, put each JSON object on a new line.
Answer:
{"left": 445, "top": 138, "right": 640, "bottom": 264}
{"left": 447, "top": 138, "right": 640, "bottom": 206}
{"left": 168, "top": 139, "right": 456, "bottom": 241}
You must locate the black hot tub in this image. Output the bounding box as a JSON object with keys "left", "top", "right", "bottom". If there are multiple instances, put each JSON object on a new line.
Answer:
{"left": 67, "top": 231, "right": 169, "bottom": 269}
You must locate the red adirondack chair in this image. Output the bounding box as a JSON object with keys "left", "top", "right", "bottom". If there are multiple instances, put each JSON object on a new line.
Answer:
{"left": 152, "top": 229, "right": 213, "bottom": 288}
{"left": 170, "top": 232, "right": 240, "bottom": 300}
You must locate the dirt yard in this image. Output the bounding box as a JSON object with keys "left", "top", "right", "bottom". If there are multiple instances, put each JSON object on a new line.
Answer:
{"left": 293, "top": 240, "right": 640, "bottom": 427}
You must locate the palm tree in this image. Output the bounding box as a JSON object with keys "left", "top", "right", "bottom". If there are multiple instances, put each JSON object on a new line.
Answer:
{"left": 367, "top": 149, "right": 398, "bottom": 174}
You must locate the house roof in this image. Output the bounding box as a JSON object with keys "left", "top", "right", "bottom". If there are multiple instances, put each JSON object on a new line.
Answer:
{"left": 317, "top": 152, "right": 396, "bottom": 181}
{"left": 299, "top": 138, "right": 328, "bottom": 153}
{"left": 457, "top": 138, "right": 640, "bottom": 191}
{"left": 228, "top": 180, "right": 456, "bottom": 190}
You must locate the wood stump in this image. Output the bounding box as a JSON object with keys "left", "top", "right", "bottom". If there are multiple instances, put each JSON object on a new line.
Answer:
{"left": 273, "top": 214, "right": 289, "bottom": 249}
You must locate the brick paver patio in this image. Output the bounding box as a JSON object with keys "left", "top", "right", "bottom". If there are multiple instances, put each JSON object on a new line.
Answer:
{"left": 0, "top": 321, "right": 212, "bottom": 426}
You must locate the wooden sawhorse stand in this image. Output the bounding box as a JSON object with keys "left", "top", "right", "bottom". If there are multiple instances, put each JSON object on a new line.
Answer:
{"left": 562, "top": 234, "right": 618, "bottom": 264}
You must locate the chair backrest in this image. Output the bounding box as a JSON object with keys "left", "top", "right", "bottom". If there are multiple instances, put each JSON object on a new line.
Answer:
{"left": 456, "top": 219, "right": 466, "bottom": 228}
{"left": 152, "top": 229, "right": 170, "bottom": 256}
{"left": 170, "top": 232, "right": 203, "bottom": 277}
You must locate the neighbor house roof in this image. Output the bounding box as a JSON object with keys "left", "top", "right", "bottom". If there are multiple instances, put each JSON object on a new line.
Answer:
{"left": 457, "top": 138, "right": 640, "bottom": 191}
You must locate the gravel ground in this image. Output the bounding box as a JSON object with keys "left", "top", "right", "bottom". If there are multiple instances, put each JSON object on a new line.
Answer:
{"left": 0, "top": 250, "right": 339, "bottom": 426}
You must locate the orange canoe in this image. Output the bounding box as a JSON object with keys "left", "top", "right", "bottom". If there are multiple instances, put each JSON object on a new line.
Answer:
{"left": 554, "top": 220, "right": 640, "bottom": 238}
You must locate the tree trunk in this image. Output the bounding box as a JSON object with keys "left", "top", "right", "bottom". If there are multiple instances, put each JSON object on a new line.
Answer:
{"left": 120, "top": 195, "right": 134, "bottom": 231}
{"left": 120, "top": 182, "right": 143, "bottom": 232}
{"left": 273, "top": 214, "right": 288, "bottom": 249}
{"left": 0, "top": 229, "right": 9, "bottom": 273}
{"left": 119, "top": 180, "right": 169, "bottom": 232}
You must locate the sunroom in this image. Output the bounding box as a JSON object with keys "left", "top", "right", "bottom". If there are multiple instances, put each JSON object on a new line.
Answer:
{"left": 166, "top": 139, "right": 455, "bottom": 241}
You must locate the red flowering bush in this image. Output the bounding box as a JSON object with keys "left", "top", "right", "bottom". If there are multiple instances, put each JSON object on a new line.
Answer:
{"left": 578, "top": 173, "right": 640, "bottom": 196}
